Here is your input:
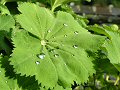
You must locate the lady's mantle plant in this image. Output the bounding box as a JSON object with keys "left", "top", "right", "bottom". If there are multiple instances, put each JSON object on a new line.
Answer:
{"left": 0, "top": 0, "right": 120, "bottom": 90}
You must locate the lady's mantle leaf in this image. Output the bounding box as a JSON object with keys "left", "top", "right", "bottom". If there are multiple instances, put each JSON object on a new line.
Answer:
{"left": 10, "top": 3, "right": 105, "bottom": 89}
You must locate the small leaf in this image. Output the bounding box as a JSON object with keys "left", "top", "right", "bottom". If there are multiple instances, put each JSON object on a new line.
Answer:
{"left": 88, "top": 24, "right": 109, "bottom": 37}
{"left": 51, "top": 0, "right": 77, "bottom": 11}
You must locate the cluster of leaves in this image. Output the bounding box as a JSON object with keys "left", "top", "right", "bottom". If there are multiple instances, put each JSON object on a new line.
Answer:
{"left": 0, "top": 0, "right": 120, "bottom": 90}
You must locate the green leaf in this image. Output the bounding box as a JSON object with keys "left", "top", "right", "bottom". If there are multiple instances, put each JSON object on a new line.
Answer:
{"left": 0, "top": 56, "right": 41, "bottom": 90}
{"left": 46, "top": 11, "right": 105, "bottom": 51}
{"left": 10, "top": 30, "right": 58, "bottom": 89}
{"left": 0, "top": 58, "right": 21, "bottom": 90}
{"left": 0, "top": 15, "right": 15, "bottom": 54}
{"left": 11, "top": 3, "right": 105, "bottom": 89}
{"left": 88, "top": 24, "right": 109, "bottom": 36}
{"left": 0, "top": 4, "right": 10, "bottom": 15}
{"left": 17, "top": 3, "right": 54, "bottom": 39}
{"left": 51, "top": 0, "right": 77, "bottom": 11}
{"left": 0, "top": 15, "right": 15, "bottom": 31}
{"left": 0, "top": 31, "right": 12, "bottom": 55}
{"left": 103, "top": 30, "right": 120, "bottom": 64}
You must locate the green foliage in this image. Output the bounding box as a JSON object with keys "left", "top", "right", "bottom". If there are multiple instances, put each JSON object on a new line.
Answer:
{"left": 0, "top": 0, "right": 120, "bottom": 90}
{"left": 0, "top": 4, "right": 10, "bottom": 14}
{"left": 0, "top": 57, "right": 21, "bottom": 90}
{"left": 9, "top": 3, "right": 105, "bottom": 89}
{"left": 0, "top": 15, "right": 15, "bottom": 31}
{"left": 51, "top": 0, "right": 77, "bottom": 11}
{"left": 0, "top": 15, "right": 15, "bottom": 54}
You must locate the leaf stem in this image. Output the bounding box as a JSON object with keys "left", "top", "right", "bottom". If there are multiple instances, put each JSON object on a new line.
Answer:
{"left": 114, "top": 76, "right": 119, "bottom": 85}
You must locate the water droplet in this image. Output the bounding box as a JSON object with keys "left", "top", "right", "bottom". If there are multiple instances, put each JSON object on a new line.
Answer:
{"left": 49, "top": 49, "right": 55, "bottom": 53}
{"left": 53, "top": 37, "right": 55, "bottom": 38}
{"left": 37, "top": 53, "right": 45, "bottom": 59}
{"left": 73, "top": 45, "right": 78, "bottom": 48}
{"left": 74, "top": 31, "right": 78, "bottom": 34}
{"left": 5, "top": 81, "right": 8, "bottom": 83}
{"left": 0, "top": 53, "right": 3, "bottom": 55}
{"left": 41, "top": 40, "right": 46, "bottom": 46}
{"left": 48, "top": 29, "right": 51, "bottom": 33}
{"left": 63, "top": 23, "right": 68, "bottom": 27}
{"left": 65, "top": 64, "right": 67, "bottom": 65}
{"left": 72, "top": 54, "right": 75, "bottom": 56}
{"left": 35, "top": 61, "right": 40, "bottom": 65}
{"left": 70, "top": 2, "right": 75, "bottom": 6}
{"left": 31, "top": 28, "right": 33, "bottom": 30}
{"left": 56, "top": 46, "right": 59, "bottom": 49}
{"left": 64, "top": 35, "right": 67, "bottom": 37}
{"left": 0, "top": 71, "right": 1, "bottom": 73}
{"left": 54, "top": 54, "right": 59, "bottom": 57}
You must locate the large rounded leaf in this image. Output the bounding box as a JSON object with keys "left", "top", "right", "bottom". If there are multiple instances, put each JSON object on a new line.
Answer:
{"left": 10, "top": 3, "right": 105, "bottom": 89}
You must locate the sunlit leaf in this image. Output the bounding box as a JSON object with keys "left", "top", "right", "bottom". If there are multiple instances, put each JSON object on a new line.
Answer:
{"left": 10, "top": 3, "right": 105, "bottom": 89}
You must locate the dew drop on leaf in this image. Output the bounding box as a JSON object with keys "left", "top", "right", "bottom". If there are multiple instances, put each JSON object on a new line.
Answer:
{"left": 41, "top": 40, "right": 46, "bottom": 46}
{"left": 49, "top": 49, "right": 55, "bottom": 53}
{"left": 0, "top": 53, "right": 3, "bottom": 55}
{"left": 63, "top": 23, "right": 68, "bottom": 27}
{"left": 54, "top": 54, "right": 59, "bottom": 57}
{"left": 48, "top": 29, "right": 51, "bottom": 33}
{"left": 64, "top": 35, "right": 67, "bottom": 37}
{"left": 65, "top": 64, "right": 67, "bottom": 65}
{"left": 74, "top": 31, "right": 78, "bottom": 34}
{"left": 35, "top": 61, "right": 40, "bottom": 65}
{"left": 5, "top": 81, "right": 8, "bottom": 83}
{"left": 72, "top": 54, "right": 75, "bottom": 56}
{"left": 37, "top": 53, "right": 45, "bottom": 59}
{"left": 0, "top": 71, "right": 1, "bottom": 73}
{"left": 73, "top": 45, "right": 78, "bottom": 48}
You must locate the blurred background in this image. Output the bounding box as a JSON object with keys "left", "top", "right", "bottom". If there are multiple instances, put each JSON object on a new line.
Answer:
{"left": 69, "top": 0, "right": 120, "bottom": 25}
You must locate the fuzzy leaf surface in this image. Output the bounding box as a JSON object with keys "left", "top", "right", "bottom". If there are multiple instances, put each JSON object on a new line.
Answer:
{"left": 11, "top": 3, "right": 105, "bottom": 89}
